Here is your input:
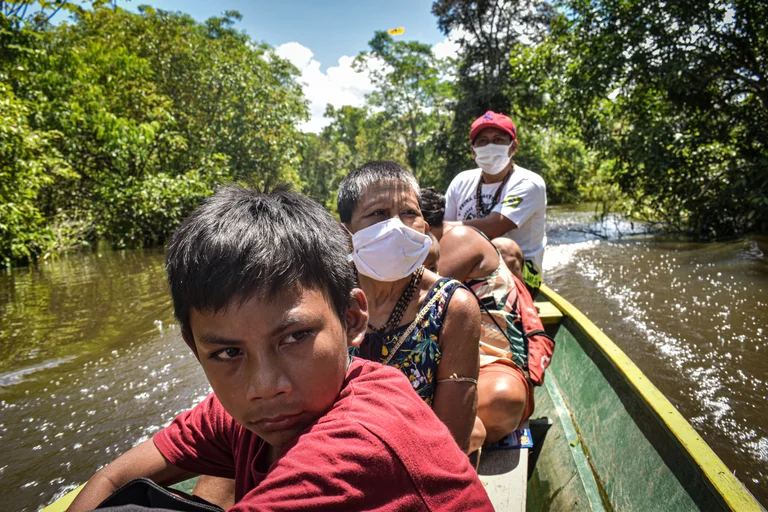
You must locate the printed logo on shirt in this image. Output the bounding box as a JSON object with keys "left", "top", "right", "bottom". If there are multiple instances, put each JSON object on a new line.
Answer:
{"left": 458, "top": 193, "right": 496, "bottom": 220}
{"left": 502, "top": 195, "right": 523, "bottom": 208}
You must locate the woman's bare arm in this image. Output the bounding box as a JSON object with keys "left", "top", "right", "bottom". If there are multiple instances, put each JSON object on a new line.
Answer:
{"left": 67, "top": 438, "right": 195, "bottom": 512}
{"left": 438, "top": 226, "right": 498, "bottom": 282}
{"left": 431, "top": 287, "right": 481, "bottom": 452}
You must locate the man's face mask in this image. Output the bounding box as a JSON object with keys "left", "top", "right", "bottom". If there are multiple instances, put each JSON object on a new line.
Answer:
{"left": 473, "top": 142, "right": 513, "bottom": 175}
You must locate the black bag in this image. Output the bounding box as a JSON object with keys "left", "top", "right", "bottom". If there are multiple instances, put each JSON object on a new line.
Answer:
{"left": 95, "top": 478, "right": 224, "bottom": 512}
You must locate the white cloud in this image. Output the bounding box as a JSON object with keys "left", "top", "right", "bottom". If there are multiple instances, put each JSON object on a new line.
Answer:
{"left": 432, "top": 30, "right": 464, "bottom": 81}
{"left": 276, "top": 42, "right": 374, "bottom": 133}
{"left": 432, "top": 31, "right": 463, "bottom": 61}
{"left": 276, "top": 34, "right": 460, "bottom": 133}
{"left": 274, "top": 41, "right": 314, "bottom": 69}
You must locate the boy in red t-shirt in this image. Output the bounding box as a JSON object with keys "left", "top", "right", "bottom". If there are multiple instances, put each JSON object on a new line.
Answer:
{"left": 67, "top": 186, "right": 493, "bottom": 512}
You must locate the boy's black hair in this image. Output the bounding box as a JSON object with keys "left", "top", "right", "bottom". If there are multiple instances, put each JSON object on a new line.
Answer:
{"left": 337, "top": 161, "right": 421, "bottom": 223}
{"left": 419, "top": 188, "right": 445, "bottom": 228}
{"left": 166, "top": 184, "right": 356, "bottom": 335}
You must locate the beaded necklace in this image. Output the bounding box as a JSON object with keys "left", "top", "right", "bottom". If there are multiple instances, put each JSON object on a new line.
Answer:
{"left": 475, "top": 167, "right": 513, "bottom": 218}
{"left": 367, "top": 265, "right": 425, "bottom": 334}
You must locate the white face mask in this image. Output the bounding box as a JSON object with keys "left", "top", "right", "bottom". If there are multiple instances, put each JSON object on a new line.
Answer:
{"left": 348, "top": 218, "right": 432, "bottom": 282}
{"left": 473, "top": 143, "right": 512, "bottom": 175}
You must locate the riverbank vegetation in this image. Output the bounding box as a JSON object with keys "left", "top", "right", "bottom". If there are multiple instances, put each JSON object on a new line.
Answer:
{"left": 1, "top": 2, "right": 307, "bottom": 265}
{"left": 1, "top": 0, "right": 765, "bottom": 266}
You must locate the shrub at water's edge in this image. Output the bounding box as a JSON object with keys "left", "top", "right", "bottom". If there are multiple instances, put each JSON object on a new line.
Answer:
{"left": 0, "top": 4, "right": 307, "bottom": 266}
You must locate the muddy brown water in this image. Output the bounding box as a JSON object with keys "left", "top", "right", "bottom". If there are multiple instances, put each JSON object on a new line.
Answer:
{"left": 0, "top": 207, "right": 766, "bottom": 510}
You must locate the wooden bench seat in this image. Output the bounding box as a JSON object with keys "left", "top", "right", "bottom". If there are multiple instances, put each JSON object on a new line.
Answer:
{"left": 535, "top": 301, "right": 563, "bottom": 325}
{"left": 476, "top": 421, "right": 530, "bottom": 512}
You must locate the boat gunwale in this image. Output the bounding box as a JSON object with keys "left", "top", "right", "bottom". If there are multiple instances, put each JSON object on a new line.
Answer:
{"left": 539, "top": 283, "right": 763, "bottom": 512}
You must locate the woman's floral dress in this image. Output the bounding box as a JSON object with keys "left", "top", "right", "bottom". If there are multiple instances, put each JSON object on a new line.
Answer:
{"left": 351, "top": 278, "right": 463, "bottom": 405}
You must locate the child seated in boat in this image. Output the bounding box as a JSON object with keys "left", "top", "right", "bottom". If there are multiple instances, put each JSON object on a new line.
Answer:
{"left": 490, "top": 236, "right": 524, "bottom": 282}
{"left": 67, "top": 185, "right": 493, "bottom": 511}
{"left": 338, "top": 161, "right": 481, "bottom": 453}
{"left": 420, "top": 187, "right": 554, "bottom": 454}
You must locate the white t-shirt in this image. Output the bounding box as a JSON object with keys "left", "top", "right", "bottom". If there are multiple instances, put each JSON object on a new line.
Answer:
{"left": 444, "top": 165, "right": 547, "bottom": 272}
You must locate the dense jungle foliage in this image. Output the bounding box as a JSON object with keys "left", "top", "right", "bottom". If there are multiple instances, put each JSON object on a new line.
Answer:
{"left": 1, "top": 0, "right": 765, "bottom": 265}
{"left": 1, "top": 1, "right": 307, "bottom": 264}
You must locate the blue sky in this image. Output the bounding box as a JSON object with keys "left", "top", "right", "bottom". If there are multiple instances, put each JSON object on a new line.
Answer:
{"left": 108, "top": 0, "right": 458, "bottom": 132}
{"left": 122, "top": 0, "right": 446, "bottom": 72}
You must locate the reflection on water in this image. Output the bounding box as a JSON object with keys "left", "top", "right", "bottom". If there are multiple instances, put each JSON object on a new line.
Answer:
{"left": 0, "top": 250, "right": 210, "bottom": 511}
{"left": 0, "top": 211, "right": 766, "bottom": 509}
{"left": 545, "top": 205, "right": 768, "bottom": 505}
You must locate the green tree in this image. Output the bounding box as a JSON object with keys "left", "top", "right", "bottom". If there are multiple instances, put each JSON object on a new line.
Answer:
{"left": 548, "top": 0, "right": 768, "bottom": 236}
{"left": 0, "top": 83, "right": 71, "bottom": 264}
{"left": 299, "top": 104, "right": 407, "bottom": 213}
{"left": 0, "top": 4, "right": 309, "bottom": 261}
{"left": 354, "top": 31, "right": 453, "bottom": 186}
{"left": 431, "top": 0, "right": 554, "bottom": 183}
{"left": 0, "top": 0, "right": 94, "bottom": 30}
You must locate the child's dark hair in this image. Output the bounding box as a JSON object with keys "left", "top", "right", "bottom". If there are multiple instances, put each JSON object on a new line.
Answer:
{"left": 166, "top": 184, "right": 356, "bottom": 335}
{"left": 419, "top": 188, "right": 445, "bottom": 228}
{"left": 337, "top": 161, "right": 420, "bottom": 223}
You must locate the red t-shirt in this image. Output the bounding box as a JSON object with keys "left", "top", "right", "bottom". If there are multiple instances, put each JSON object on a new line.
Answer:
{"left": 154, "top": 358, "right": 493, "bottom": 511}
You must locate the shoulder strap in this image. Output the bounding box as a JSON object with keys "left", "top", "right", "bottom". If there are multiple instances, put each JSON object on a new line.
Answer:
{"left": 524, "top": 329, "right": 556, "bottom": 346}
{"left": 465, "top": 285, "right": 531, "bottom": 378}
{"left": 381, "top": 279, "right": 461, "bottom": 366}
{"left": 466, "top": 285, "right": 514, "bottom": 344}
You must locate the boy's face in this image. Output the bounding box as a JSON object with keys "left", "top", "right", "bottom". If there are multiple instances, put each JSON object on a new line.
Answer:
{"left": 185, "top": 286, "right": 367, "bottom": 449}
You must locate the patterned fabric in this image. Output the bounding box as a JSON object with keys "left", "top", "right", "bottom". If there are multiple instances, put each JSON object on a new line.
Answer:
{"left": 352, "top": 278, "right": 463, "bottom": 405}
{"left": 464, "top": 230, "right": 527, "bottom": 370}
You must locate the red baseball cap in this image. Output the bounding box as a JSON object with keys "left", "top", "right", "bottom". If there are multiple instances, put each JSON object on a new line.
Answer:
{"left": 470, "top": 111, "right": 517, "bottom": 144}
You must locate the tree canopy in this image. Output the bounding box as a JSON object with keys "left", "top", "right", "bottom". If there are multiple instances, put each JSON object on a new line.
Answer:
{"left": 550, "top": 0, "right": 768, "bottom": 236}
{"left": 2, "top": 0, "right": 765, "bottom": 265}
{"left": 1, "top": 3, "right": 307, "bottom": 264}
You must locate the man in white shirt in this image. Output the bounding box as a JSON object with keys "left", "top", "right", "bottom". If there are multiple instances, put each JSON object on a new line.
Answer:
{"left": 444, "top": 111, "right": 547, "bottom": 295}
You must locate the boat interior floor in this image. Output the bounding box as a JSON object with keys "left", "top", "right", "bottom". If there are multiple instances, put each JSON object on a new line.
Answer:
{"left": 474, "top": 421, "right": 536, "bottom": 512}
{"left": 474, "top": 297, "right": 561, "bottom": 512}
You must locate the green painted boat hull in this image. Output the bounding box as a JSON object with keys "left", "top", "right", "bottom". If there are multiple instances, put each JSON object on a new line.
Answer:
{"left": 527, "top": 286, "right": 764, "bottom": 511}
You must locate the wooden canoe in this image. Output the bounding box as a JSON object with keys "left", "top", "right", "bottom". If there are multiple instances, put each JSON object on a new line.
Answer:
{"left": 41, "top": 284, "right": 764, "bottom": 511}
{"left": 475, "top": 284, "right": 763, "bottom": 511}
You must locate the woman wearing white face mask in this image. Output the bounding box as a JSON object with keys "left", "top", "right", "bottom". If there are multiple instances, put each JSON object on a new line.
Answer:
{"left": 337, "top": 161, "right": 481, "bottom": 454}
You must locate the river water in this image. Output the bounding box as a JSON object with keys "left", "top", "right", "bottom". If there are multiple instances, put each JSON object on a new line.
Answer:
{"left": 0, "top": 207, "right": 766, "bottom": 510}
